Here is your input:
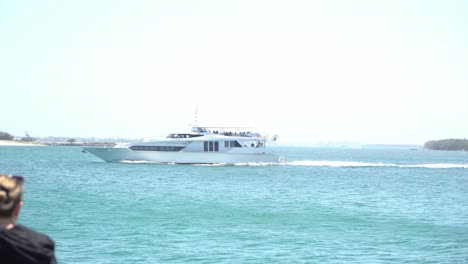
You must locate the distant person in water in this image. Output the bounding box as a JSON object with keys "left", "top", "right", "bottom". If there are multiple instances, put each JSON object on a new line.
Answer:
{"left": 0, "top": 174, "right": 57, "bottom": 264}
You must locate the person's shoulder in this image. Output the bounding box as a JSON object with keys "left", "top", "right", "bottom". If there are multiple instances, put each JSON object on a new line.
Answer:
{"left": 1, "top": 224, "right": 57, "bottom": 264}
{"left": 14, "top": 224, "right": 55, "bottom": 245}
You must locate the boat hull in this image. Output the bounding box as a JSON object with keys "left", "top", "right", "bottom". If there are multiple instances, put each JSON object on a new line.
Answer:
{"left": 84, "top": 147, "right": 280, "bottom": 164}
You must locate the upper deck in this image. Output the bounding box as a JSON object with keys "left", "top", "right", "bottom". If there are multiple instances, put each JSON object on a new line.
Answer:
{"left": 190, "top": 126, "right": 262, "bottom": 138}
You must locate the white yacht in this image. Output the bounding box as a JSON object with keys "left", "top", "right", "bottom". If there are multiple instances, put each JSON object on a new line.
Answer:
{"left": 84, "top": 126, "right": 281, "bottom": 164}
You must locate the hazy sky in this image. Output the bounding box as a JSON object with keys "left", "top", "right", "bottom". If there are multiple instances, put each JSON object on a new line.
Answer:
{"left": 1, "top": 0, "right": 467, "bottom": 145}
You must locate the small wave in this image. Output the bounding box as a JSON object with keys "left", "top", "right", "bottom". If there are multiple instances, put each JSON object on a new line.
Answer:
{"left": 287, "top": 160, "right": 390, "bottom": 167}
{"left": 287, "top": 160, "right": 468, "bottom": 169}
{"left": 194, "top": 162, "right": 278, "bottom": 166}
{"left": 120, "top": 160, "right": 161, "bottom": 164}
{"left": 398, "top": 164, "right": 468, "bottom": 169}
{"left": 193, "top": 163, "right": 229, "bottom": 167}
{"left": 233, "top": 162, "right": 278, "bottom": 167}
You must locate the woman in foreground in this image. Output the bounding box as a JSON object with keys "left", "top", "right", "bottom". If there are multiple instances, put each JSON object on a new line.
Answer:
{"left": 0, "top": 174, "right": 57, "bottom": 264}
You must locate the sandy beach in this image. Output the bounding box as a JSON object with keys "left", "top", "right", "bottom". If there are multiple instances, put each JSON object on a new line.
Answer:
{"left": 0, "top": 140, "right": 44, "bottom": 146}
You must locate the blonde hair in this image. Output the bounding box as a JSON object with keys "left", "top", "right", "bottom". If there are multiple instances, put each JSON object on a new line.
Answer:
{"left": 0, "top": 174, "right": 23, "bottom": 217}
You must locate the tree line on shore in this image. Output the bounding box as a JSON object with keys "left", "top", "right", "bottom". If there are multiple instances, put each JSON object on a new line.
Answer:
{"left": 0, "top": 131, "right": 14, "bottom": 140}
{"left": 0, "top": 131, "right": 36, "bottom": 142}
{"left": 424, "top": 139, "right": 468, "bottom": 151}
{"left": 1, "top": 130, "right": 135, "bottom": 144}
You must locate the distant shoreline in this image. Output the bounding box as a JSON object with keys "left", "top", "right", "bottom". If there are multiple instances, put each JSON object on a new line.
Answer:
{"left": 424, "top": 139, "right": 468, "bottom": 151}
{"left": 0, "top": 140, "right": 116, "bottom": 147}
{"left": 0, "top": 140, "right": 44, "bottom": 146}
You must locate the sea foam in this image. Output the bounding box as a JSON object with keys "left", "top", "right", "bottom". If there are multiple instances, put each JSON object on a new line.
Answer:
{"left": 287, "top": 160, "right": 468, "bottom": 169}
{"left": 117, "top": 159, "right": 468, "bottom": 168}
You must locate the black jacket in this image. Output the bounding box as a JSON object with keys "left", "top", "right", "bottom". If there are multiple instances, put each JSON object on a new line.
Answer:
{"left": 0, "top": 224, "right": 57, "bottom": 264}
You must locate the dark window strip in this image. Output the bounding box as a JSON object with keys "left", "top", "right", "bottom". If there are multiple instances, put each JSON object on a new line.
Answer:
{"left": 130, "top": 146, "right": 185, "bottom": 152}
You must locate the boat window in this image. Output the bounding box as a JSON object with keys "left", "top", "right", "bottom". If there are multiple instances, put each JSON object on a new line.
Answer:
{"left": 224, "top": 141, "right": 242, "bottom": 148}
{"left": 209, "top": 141, "right": 214, "bottom": 151}
{"left": 130, "top": 146, "right": 185, "bottom": 152}
{"left": 204, "top": 141, "right": 219, "bottom": 152}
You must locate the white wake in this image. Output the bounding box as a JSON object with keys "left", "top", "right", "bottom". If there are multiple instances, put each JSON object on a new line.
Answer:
{"left": 287, "top": 160, "right": 468, "bottom": 169}
{"left": 118, "top": 159, "right": 468, "bottom": 168}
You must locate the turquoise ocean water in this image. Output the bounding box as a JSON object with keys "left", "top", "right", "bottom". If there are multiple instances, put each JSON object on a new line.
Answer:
{"left": 1, "top": 146, "right": 467, "bottom": 263}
